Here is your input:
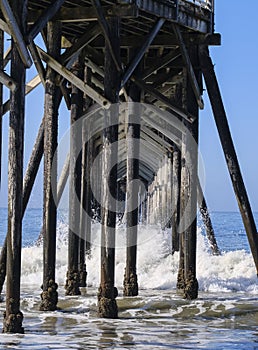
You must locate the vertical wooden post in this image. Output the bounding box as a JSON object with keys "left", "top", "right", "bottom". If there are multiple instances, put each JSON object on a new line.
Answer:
{"left": 79, "top": 65, "right": 93, "bottom": 287}
{"left": 79, "top": 134, "right": 89, "bottom": 288}
{"left": 163, "top": 156, "right": 169, "bottom": 228}
{"left": 79, "top": 139, "right": 87, "bottom": 288}
{"left": 93, "top": 141, "right": 102, "bottom": 221}
{"left": 177, "top": 150, "right": 185, "bottom": 292}
{"left": 150, "top": 183, "right": 154, "bottom": 224}
{"left": 171, "top": 148, "right": 181, "bottom": 254}
{"left": 162, "top": 157, "right": 169, "bottom": 229}
{"left": 3, "top": 0, "right": 27, "bottom": 334}
{"left": 140, "top": 180, "right": 148, "bottom": 223}
{"left": 180, "top": 46, "right": 200, "bottom": 300}
{"left": 85, "top": 131, "right": 93, "bottom": 252}
{"left": 65, "top": 56, "right": 84, "bottom": 295}
{"left": 98, "top": 16, "right": 120, "bottom": 318}
{"left": 158, "top": 176, "right": 162, "bottom": 224}
{"left": 123, "top": 88, "right": 141, "bottom": 296}
{"left": 197, "top": 180, "right": 220, "bottom": 255}
{"left": 40, "top": 21, "right": 61, "bottom": 311}
{"left": 199, "top": 45, "right": 258, "bottom": 271}
{"left": 158, "top": 160, "right": 163, "bottom": 225}
{"left": 0, "top": 240, "right": 6, "bottom": 297}
{"left": 146, "top": 186, "right": 151, "bottom": 224}
{"left": 0, "top": 103, "right": 60, "bottom": 295}
{"left": 0, "top": 29, "right": 3, "bottom": 186}
{"left": 152, "top": 181, "right": 157, "bottom": 223}
{"left": 0, "top": 30, "right": 4, "bottom": 294}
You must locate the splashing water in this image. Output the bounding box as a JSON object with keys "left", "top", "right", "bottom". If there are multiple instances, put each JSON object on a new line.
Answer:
{"left": 0, "top": 210, "right": 258, "bottom": 349}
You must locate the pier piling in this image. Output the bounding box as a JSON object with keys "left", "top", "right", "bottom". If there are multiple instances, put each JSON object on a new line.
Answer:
{"left": 65, "top": 57, "right": 84, "bottom": 296}
{"left": 197, "top": 179, "right": 220, "bottom": 255}
{"left": 79, "top": 128, "right": 92, "bottom": 288}
{"left": 199, "top": 45, "right": 258, "bottom": 272}
{"left": 40, "top": 21, "right": 61, "bottom": 311}
{"left": 97, "top": 16, "right": 120, "bottom": 318}
{"left": 3, "top": 0, "right": 27, "bottom": 334}
{"left": 177, "top": 43, "right": 201, "bottom": 300}
{"left": 171, "top": 148, "right": 181, "bottom": 254}
{"left": 0, "top": 30, "right": 3, "bottom": 187}
{"left": 123, "top": 83, "right": 141, "bottom": 297}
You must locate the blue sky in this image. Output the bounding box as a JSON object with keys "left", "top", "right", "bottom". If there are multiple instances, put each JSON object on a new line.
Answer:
{"left": 199, "top": 0, "right": 258, "bottom": 211}
{"left": 0, "top": 0, "right": 257, "bottom": 212}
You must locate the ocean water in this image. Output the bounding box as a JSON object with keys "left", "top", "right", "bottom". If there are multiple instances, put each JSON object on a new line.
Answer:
{"left": 0, "top": 209, "right": 258, "bottom": 349}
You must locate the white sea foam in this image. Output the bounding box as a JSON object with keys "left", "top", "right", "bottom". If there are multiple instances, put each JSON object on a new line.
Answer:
{"left": 18, "top": 221, "right": 258, "bottom": 294}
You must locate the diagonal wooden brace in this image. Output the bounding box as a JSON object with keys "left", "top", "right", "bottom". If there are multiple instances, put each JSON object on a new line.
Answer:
{"left": 27, "top": 0, "right": 66, "bottom": 42}
{"left": 121, "top": 18, "right": 165, "bottom": 89}
{"left": 199, "top": 44, "right": 258, "bottom": 274}
{"left": 132, "top": 76, "right": 195, "bottom": 123}
{"left": 0, "top": 0, "right": 32, "bottom": 68}
{"left": 37, "top": 46, "right": 111, "bottom": 108}
{"left": 0, "top": 70, "right": 17, "bottom": 91}
{"left": 173, "top": 24, "right": 204, "bottom": 110}
{"left": 91, "top": 0, "right": 121, "bottom": 72}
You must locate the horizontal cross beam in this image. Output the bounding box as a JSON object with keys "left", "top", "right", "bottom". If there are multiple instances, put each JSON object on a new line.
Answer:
{"left": 28, "top": 4, "right": 138, "bottom": 24}
{"left": 91, "top": 33, "right": 221, "bottom": 49}
{"left": 0, "top": 70, "right": 17, "bottom": 91}
{"left": 3, "top": 74, "right": 41, "bottom": 115}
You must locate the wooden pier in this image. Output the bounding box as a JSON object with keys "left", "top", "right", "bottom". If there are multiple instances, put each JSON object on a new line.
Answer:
{"left": 0, "top": 0, "right": 257, "bottom": 332}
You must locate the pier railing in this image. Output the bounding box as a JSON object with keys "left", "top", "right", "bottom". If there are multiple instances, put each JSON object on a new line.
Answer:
{"left": 132, "top": 0, "right": 214, "bottom": 33}
{"left": 178, "top": 0, "right": 215, "bottom": 32}
{"left": 180, "top": 0, "right": 214, "bottom": 11}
